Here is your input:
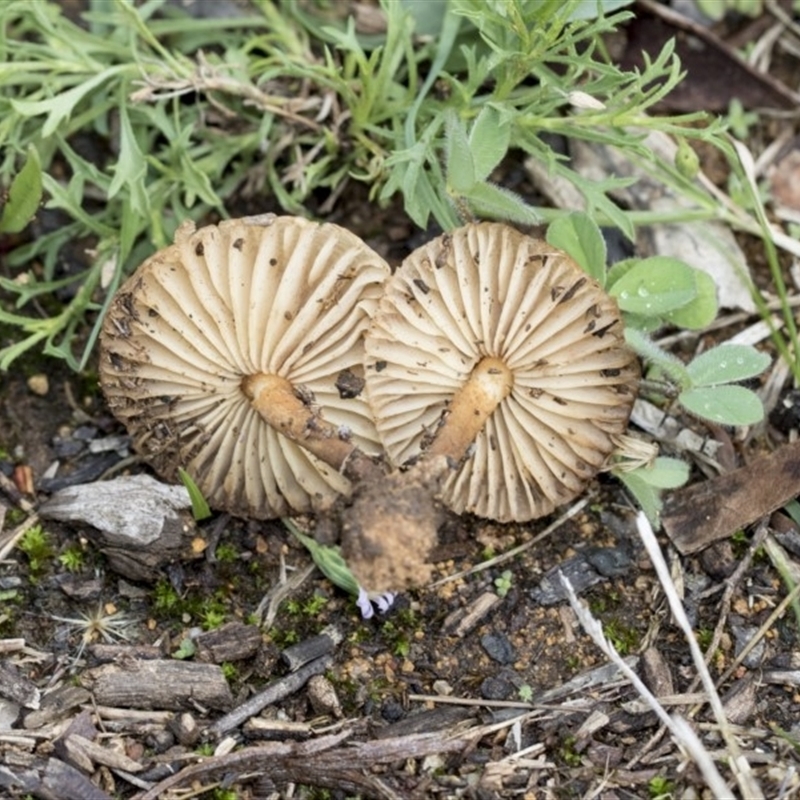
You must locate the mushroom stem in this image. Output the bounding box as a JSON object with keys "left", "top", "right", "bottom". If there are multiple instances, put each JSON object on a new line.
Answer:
{"left": 426, "top": 357, "right": 513, "bottom": 462}
{"left": 241, "top": 373, "right": 374, "bottom": 477}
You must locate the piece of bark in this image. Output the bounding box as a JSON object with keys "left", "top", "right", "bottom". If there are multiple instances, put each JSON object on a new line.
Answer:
{"left": 280, "top": 625, "right": 342, "bottom": 671}
{"left": 442, "top": 591, "right": 502, "bottom": 637}
{"left": 242, "top": 718, "right": 312, "bottom": 741}
{"left": 81, "top": 657, "right": 232, "bottom": 711}
{"left": 0, "top": 638, "right": 25, "bottom": 654}
{"left": 721, "top": 675, "right": 757, "bottom": 726}
{"left": 375, "top": 705, "right": 472, "bottom": 740}
{"left": 196, "top": 622, "right": 262, "bottom": 664}
{"left": 39, "top": 474, "right": 197, "bottom": 581}
{"left": 0, "top": 756, "right": 113, "bottom": 800}
{"left": 89, "top": 643, "right": 166, "bottom": 662}
{"left": 662, "top": 441, "right": 800, "bottom": 554}
{"left": 640, "top": 647, "right": 675, "bottom": 698}
{"left": 0, "top": 659, "right": 40, "bottom": 709}
{"left": 170, "top": 712, "right": 201, "bottom": 746}
{"left": 54, "top": 708, "right": 100, "bottom": 771}
{"left": 64, "top": 733, "right": 145, "bottom": 773}
{"left": 138, "top": 729, "right": 470, "bottom": 800}
{"left": 24, "top": 685, "right": 91, "bottom": 729}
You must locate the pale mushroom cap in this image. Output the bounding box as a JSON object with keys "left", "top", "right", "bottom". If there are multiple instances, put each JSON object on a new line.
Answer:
{"left": 364, "top": 222, "right": 639, "bottom": 523}
{"left": 100, "top": 215, "right": 390, "bottom": 518}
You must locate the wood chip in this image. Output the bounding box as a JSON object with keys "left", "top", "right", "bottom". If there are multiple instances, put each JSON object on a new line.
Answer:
{"left": 640, "top": 647, "right": 675, "bottom": 699}
{"left": 280, "top": 626, "right": 342, "bottom": 671}
{"left": 662, "top": 441, "right": 800, "bottom": 554}
{"left": 443, "top": 591, "right": 502, "bottom": 637}
{"left": 81, "top": 658, "right": 233, "bottom": 711}
{"left": 23, "top": 685, "right": 91, "bottom": 730}
{"left": 196, "top": 622, "right": 262, "bottom": 663}
{"left": 0, "top": 660, "right": 40, "bottom": 709}
{"left": 0, "top": 755, "right": 113, "bottom": 800}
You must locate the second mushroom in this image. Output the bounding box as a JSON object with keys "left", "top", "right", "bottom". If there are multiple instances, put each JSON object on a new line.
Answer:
{"left": 363, "top": 222, "right": 640, "bottom": 523}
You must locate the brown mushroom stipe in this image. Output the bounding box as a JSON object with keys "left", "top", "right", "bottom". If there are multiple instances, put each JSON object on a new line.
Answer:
{"left": 100, "top": 215, "right": 390, "bottom": 519}
{"left": 364, "top": 222, "right": 640, "bottom": 524}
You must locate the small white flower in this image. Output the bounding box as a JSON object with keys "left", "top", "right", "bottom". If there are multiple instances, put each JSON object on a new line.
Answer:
{"left": 356, "top": 587, "right": 397, "bottom": 619}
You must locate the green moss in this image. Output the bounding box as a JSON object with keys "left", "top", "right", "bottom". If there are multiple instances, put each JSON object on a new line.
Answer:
{"left": 18, "top": 524, "right": 54, "bottom": 576}
{"left": 58, "top": 544, "right": 85, "bottom": 572}
{"left": 602, "top": 619, "right": 641, "bottom": 656}
{"left": 214, "top": 542, "right": 239, "bottom": 563}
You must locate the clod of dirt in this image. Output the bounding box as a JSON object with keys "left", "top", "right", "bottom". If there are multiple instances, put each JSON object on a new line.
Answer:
{"left": 340, "top": 457, "right": 447, "bottom": 591}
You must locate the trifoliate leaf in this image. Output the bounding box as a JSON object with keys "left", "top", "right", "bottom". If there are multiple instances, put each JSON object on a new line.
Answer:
{"left": 631, "top": 456, "right": 690, "bottom": 489}
{"left": 679, "top": 385, "right": 764, "bottom": 426}
{"left": 609, "top": 257, "right": 697, "bottom": 316}
{"left": 686, "top": 344, "right": 770, "bottom": 387}
{"left": 614, "top": 469, "right": 663, "bottom": 526}
{"left": 663, "top": 268, "right": 718, "bottom": 330}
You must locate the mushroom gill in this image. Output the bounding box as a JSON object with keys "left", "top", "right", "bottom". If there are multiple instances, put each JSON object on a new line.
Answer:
{"left": 99, "top": 215, "right": 390, "bottom": 519}
{"left": 364, "top": 221, "right": 640, "bottom": 523}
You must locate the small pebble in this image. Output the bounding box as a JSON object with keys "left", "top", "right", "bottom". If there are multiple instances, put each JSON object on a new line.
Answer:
{"left": 27, "top": 374, "right": 48, "bottom": 396}
{"left": 480, "top": 675, "right": 513, "bottom": 700}
{"left": 730, "top": 618, "right": 765, "bottom": 669}
{"left": 306, "top": 675, "right": 342, "bottom": 718}
{"left": 584, "top": 546, "right": 631, "bottom": 578}
{"left": 380, "top": 700, "right": 404, "bottom": 723}
{"left": 432, "top": 679, "right": 453, "bottom": 696}
{"left": 480, "top": 632, "right": 516, "bottom": 665}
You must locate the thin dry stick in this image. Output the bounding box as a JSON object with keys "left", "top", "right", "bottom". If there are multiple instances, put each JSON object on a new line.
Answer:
{"left": 696, "top": 520, "right": 770, "bottom": 675}
{"left": 207, "top": 655, "right": 333, "bottom": 738}
{"left": 430, "top": 496, "right": 590, "bottom": 587}
{"left": 255, "top": 561, "right": 316, "bottom": 628}
{"left": 560, "top": 569, "right": 733, "bottom": 798}
{"left": 715, "top": 577, "right": 800, "bottom": 689}
{"left": 0, "top": 513, "right": 40, "bottom": 562}
{"left": 635, "top": 512, "right": 765, "bottom": 800}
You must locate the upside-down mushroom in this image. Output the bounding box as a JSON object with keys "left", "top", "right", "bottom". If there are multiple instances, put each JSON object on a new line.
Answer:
{"left": 363, "top": 221, "right": 640, "bottom": 523}
{"left": 99, "top": 215, "right": 390, "bottom": 519}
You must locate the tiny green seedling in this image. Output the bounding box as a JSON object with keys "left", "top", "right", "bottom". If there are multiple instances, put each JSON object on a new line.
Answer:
{"left": 283, "top": 519, "right": 396, "bottom": 618}
{"left": 494, "top": 570, "right": 514, "bottom": 598}
{"left": 172, "top": 637, "right": 196, "bottom": 660}
{"left": 58, "top": 544, "right": 86, "bottom": 573}
{"left": 179, "top": 468, "right": 212, "bottom": 521}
